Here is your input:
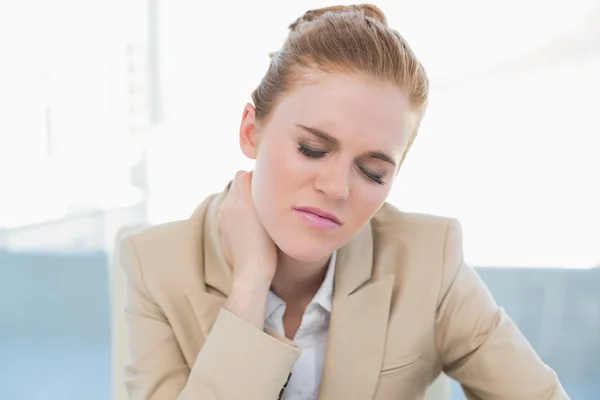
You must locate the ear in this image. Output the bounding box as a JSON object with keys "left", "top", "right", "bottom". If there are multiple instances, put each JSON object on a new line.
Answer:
{"left": 239, "top": 103, "right": 260, "bottom": 159}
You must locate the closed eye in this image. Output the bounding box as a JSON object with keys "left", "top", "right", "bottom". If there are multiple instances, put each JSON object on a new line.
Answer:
{"left": 358, "top": 165, "right": 385, "bottom": 185}
{"left": 299, "top": 143, "right": 386, "bottom": 185}
{"left": 298, "top": 143, "right": 327, "bottom": 158}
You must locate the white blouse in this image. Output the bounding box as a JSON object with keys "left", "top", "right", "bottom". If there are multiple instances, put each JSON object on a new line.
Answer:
{"left": 264, "top": 252, "right": 337, "bottom": 400}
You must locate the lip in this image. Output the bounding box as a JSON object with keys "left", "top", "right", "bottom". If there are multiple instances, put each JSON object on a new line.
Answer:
{"left": 295, "top": 206, "right": 342, "bottom": 224}
{"left": 293, "top": 206, "right": 342, "bottom": 231}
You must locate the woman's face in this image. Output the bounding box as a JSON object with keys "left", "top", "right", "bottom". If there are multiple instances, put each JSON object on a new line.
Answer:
{"left": 240, "top": 69, "right": 413, "bottom": 263}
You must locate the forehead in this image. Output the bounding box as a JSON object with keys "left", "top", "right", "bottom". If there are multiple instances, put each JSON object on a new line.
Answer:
{"left": 272, "top": 70, "right": 411, "bottom": 150}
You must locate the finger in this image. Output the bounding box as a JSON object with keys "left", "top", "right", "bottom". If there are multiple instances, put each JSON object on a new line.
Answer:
{"left": 229, "top": 170, "right": 246, "bottom": 192}
{"left": 236, "top": 170, "right": 252, "bottom": 188}
{"left": 242, "top": 171, "right": 254, "bottom": 193}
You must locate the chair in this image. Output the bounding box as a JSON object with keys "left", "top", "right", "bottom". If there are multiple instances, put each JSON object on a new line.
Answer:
{"left": 110, "top": 226, "right": 451, "bottom": 400}
{"left": 111, "top": 226, "right": 144, "bottom": 400}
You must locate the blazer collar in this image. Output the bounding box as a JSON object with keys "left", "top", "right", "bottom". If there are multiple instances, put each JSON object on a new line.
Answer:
{"left": 334, "top": 222, "right": 375, "bottom": 295}
{"left": 200, "top": 186, "right": 233, "bottom": 297}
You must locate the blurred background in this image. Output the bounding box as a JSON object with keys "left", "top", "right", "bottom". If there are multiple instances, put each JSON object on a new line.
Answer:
{"left": 0, "top": 0, "right": 598, "bottom": 399}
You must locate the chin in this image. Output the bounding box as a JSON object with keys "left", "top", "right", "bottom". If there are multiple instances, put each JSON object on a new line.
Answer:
{"left": 274, "top": 235, "right": 335, "bottom": 263}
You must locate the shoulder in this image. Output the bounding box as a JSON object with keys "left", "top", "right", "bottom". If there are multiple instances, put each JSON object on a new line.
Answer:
{"left": 370, "top": 202, "right": 463, "bottom": 291}
{"left": 371, "top": 202, "right": 460, "bottom": 250}
{"left": 123, "top": 192, "right": 218, "bottom": 250}
{"left": 124, "top": 218, "right": 201, "bottom": 255}
{"left": 118, "top": 194, "right": 218, "bottom": 297}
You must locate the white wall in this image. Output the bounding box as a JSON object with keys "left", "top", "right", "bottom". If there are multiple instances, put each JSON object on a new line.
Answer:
{"left": 144, "top": 1, "right": 600, "bottom": 268}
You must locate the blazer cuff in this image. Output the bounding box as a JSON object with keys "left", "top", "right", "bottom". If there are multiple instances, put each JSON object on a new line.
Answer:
{"left": 190, "top": 308, "right": 301, "bottom": 399}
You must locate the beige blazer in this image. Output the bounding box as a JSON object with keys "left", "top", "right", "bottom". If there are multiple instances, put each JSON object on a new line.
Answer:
{"left": 119, "top": 189, "right": 568, "bottom": 400}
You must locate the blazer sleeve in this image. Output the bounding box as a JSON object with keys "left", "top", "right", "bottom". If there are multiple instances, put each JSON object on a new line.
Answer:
{"left": 119, "top": 237, "right": 301, "bottom": 400}
{"left": 434, "top": 219, "right": 570, "bottom": 400}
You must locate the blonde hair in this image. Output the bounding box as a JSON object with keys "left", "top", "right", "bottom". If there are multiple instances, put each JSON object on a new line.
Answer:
{"left": 251, "top": 4, "right": 429, "bottom": 166}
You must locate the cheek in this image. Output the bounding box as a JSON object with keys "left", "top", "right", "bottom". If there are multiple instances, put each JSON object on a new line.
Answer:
{"left": 259, "top": 141, "right": 309, "bottom": 185}
{"left": 351, "top": 184, "right": 390, "bottom": 221}
{"left": 253, "top": 139, "right": 299, "bottom": 202}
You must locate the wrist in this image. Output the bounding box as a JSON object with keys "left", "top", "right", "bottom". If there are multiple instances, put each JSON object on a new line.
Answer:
{"left": 232, "top": 261, "right": 275, "bottom": 287}
{"left": 225, "top": 275, "right": 272, "bottom": 329}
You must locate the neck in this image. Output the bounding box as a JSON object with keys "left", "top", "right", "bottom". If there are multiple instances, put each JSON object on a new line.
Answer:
{"left": 270, "top": 248, "right": 331, "bottom": 307}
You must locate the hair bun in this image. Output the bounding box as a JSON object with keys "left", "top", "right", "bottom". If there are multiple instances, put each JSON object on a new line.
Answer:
{"left": 289, "top": 3, "right": 388, "bottom": 31}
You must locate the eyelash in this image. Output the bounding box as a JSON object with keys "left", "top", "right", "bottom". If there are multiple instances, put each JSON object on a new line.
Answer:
{"left": 297, "top": 144, "right": 385, "bottom": 185}
{"left": 298, "top": 144, "right": 326, "bottom": 159}
{"left": 358, "top": 165, "right": 385, "bottom": 185}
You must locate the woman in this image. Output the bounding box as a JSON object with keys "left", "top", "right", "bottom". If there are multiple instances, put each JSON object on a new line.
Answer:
{"left": 120, "top": 4, "right": 569, "bottom": 399}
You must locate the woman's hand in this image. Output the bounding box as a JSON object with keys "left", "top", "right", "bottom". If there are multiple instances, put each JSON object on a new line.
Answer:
{"left": 219, "top": 170, "right": 277, "bottom": 328}
{"left": 220, "top": 170, "right": 277, "bottom": 282}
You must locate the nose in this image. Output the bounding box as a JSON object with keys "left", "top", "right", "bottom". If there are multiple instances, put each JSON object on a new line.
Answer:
{"left": 313, "top": 159, "right": 350, "bottom": 201}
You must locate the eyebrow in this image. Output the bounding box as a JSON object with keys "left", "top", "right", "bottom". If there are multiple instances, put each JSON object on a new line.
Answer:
{"left": 296, "top": 124, "right": 337, "bottom": 145}
{"left": 295, "top": 123, "right": 397, "bottom": 167}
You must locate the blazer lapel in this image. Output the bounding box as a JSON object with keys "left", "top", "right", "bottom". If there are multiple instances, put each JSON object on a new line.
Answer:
{"left": 202, "top": 187, "right": 233, "bottom": 296}
{"left": 318, "top": 223, "right": 395, "bottom": 399}
{"left": 186, "top": 188, "right": 233, "bottom": 336}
